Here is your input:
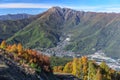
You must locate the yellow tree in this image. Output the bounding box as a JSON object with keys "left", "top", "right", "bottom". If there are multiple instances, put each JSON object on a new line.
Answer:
{"left": 81, "top": 56, "right": 88, "bottom": 64}
{"left": 63, "top": 62, "right": 73, "bottom": 73}
{"left": 10, "top": 44, "right": 17, "bottom": 53}
{"left": 100, "top": 61, "right": 109, "bottom": 72}
{"left": 6, "top": 45, "right": 12, "bottom": 52}
{"left": 88, "top": 61, "right": 97, "bottom": 80}
{"left": 53, "top": 66, "right": 64, "bottom": 72}
{"left": 72, "top": 58, "right": 78, "bottom": 76}
{"left": 0, "top": 40, "right": 7, "bottom": 49}
{"left": 81, "top": 56, "right": 88, "bottom": 80}
{"left": 77, "top": 58, "right": 83, "bottom": 78}
{"left": 57, "top": 66, "right": 64, "bottom": 72}
{"left": 17, "top": 43, "right": 23, "bottom": 53}
{"left": 100, "top": 61, "right": 110, "bottom": 80}
{"left": 95, "top": 68, "right": 103, "bottom": 80}
{"left": 53, "top": 66, "right": 58, "bottom": 72}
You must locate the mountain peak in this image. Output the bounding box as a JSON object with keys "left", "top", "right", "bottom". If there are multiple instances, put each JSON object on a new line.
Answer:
{"left": 51, "top": 6, "right": 62, "bottom": 10}
{"left": 49, "top": 6, "right": 74, "bottom": 12}
{"left": 48, "top": 6, "right": 62, "bottom": 12}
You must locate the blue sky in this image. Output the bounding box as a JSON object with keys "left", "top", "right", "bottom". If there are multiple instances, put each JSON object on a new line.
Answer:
{"left": 0, "top": 0, "right": 120, "bottom": 15}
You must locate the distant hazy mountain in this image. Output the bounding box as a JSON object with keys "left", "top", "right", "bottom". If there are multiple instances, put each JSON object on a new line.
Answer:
{"left": 0, "top": 14, "right": 33, "bottom": 20}
{"left": 0, "top": 14, "right": 37, "bottom": 41}
{"left": 1, "top": 7, "right": 120, "bottom": 57}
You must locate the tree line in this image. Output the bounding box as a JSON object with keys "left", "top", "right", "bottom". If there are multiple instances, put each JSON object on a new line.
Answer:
{"left": 53, "top": 56, "right": 120, "bottom": 80}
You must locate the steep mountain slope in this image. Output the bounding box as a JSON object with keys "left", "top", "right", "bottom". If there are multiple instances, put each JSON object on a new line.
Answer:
{"left": 6, "top": 7, "right": 120, "bottom": 57}
{"left": 7, "top": 7, "right": 82, "bottom": 49}
{"left": 7, "top": 7, "right": 63, "bottom": 49}
{"left": 0, "top": 14, "right": 38, "bottom": 42}
{"left": 65, "top": 12, "right": 120, "bottom": 57}
{"left": 0, "top": 14, "right": 33, "bottom": 20}
{"left": 0, "top": 20, "right": 30, "bottom": 41}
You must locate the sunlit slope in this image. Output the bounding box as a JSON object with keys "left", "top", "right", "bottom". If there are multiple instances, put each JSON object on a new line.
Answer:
{"left": 6, "top": 7, "right": 120, "bottom": 57}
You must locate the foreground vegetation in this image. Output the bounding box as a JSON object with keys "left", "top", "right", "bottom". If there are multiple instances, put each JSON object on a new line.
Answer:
{"left": 0, "top": 40, "right": 51, "bottom": 73}
{"left": 1, "top": 40, "right": 120, "bottom": 80}
{"left": 53, "top": 56, "right": 120, "bottom": 80}
{"left": 0, "top": 40, "right": 58, "bottom": 80}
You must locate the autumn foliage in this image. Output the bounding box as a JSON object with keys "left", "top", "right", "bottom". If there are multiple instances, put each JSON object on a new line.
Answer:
{"left": 1, "top": 41, "right": 120, "bottom": 80}
{"left": 0, "top": 40, "right": 7, "bottom": 49}
{"left": 0, "top": 40, "right": 51, "bottom": 73}
{"left": 53, "top": 56, "right": 120, "bottom": 80}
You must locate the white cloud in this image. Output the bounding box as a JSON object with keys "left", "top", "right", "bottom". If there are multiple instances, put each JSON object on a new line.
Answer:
{"left": 96, "top": 7, "right": 120, "bottom": 13}
{"left": 0, "top": 3, "right": 53, "bottom": 8}
{"left": 0, "top": 3, "right": 71, "bottom": 8}
{"left": 0, "top": 3, "right": 120, "bottom": 13}
{"left": 70, "top": 5, "right": 120, "bottom": 13}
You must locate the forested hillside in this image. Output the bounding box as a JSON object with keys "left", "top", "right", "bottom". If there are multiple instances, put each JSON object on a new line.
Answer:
{"left": 1, "top": 7, "right": 120, "bottom": 57}
{"left": 1, "top": 40, "right": 120, "bottom": 80}
{"left": 53, "top": 56, "right": 120, "bottom": 80}
{"left": 0, "top": 16, "right": 36, "bottom": 41}
{"left": 0, "top": 40, "right": 58, "bottom": 80}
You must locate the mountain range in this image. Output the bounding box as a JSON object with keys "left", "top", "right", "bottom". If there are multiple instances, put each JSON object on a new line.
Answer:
{"left": 1, "top": 7, "right": 120, "bottom": 57}
{"left": 0, "top": 14, "right": 33, "bottom": 21}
